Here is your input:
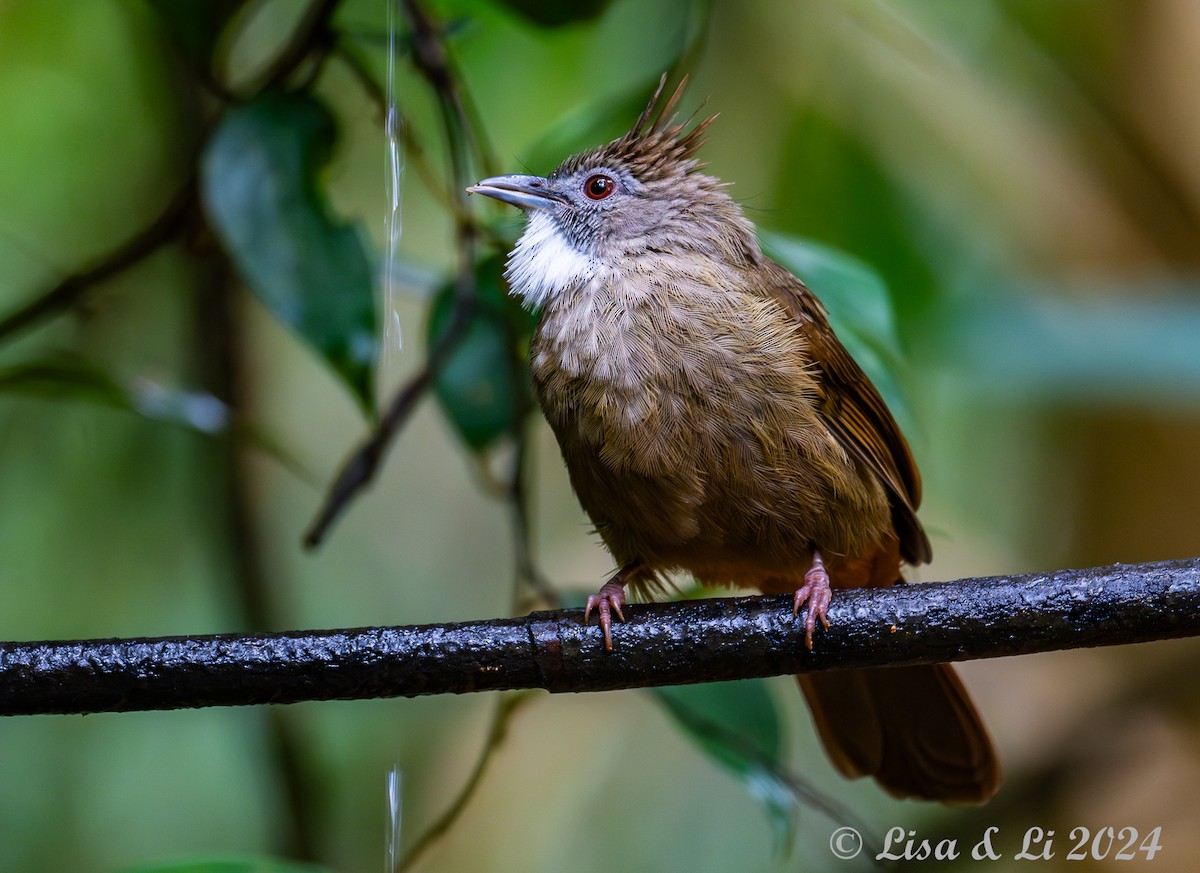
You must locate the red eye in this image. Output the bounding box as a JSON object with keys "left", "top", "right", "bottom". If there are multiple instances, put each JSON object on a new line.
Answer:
{"left": 584, "top": 174, "right": 616, "bottom": 200}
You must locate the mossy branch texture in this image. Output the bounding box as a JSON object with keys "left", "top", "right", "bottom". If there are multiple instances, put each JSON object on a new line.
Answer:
{"left": 1, "top": 557, "right": 1197, "bottom": 717}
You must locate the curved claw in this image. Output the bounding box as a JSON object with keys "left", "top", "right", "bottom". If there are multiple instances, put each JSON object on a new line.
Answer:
{"left": 793, "top": 553, "right": 833, "bottom": 651}
{"left": 584, "top": 581, "right": 627, "bottom": 651}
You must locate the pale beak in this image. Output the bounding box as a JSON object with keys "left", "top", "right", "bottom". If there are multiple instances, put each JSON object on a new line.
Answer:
{"left": 466, "top": 174, "right": 564, "bottom": 212}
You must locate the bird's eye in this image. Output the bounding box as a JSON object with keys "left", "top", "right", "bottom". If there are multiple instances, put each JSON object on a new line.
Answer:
{"left": 584, "top": 174, "right": 616, "bottom": 200}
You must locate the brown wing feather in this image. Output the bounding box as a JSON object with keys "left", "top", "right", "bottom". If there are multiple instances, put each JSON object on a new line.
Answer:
{"left": 757, "top": 259, "right": 932, "bottom": 565}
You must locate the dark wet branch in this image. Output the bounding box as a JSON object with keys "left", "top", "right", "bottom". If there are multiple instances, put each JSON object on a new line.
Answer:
{"left": 1, "top": 557, "right": 1198, "bottom": 717}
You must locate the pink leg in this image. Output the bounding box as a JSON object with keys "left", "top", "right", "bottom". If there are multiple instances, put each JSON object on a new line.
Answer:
{"left": 584, "top": 561, "right": 640, "bottom": 651}
{"left": 793, "top": 551, "right": 833, "bottom": 651}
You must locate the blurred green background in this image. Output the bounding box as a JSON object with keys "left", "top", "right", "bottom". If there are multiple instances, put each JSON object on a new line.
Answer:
{"left": 3, "top": 0, "right": 1200, "bottom": 871}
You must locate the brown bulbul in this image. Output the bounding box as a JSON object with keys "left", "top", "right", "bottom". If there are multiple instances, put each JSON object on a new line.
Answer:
{"left": 468, "top": 77, "right": 1000, "bottom": 803}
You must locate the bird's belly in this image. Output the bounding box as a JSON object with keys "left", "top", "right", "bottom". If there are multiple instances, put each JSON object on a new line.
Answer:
{"left": 531, "top": 294, "right": 892, "bottom": 582}
{"left": 555, "top": 418, "right": 884, "bottom": 584}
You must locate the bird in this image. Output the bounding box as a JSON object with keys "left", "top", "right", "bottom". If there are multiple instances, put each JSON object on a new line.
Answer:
{"left": 467, "top": 75, "right": 1000, "bottom": 803}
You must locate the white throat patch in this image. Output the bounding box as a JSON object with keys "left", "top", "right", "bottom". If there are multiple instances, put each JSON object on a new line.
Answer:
{"left": 504, "top": 211, "right": 596, "bottom": 309}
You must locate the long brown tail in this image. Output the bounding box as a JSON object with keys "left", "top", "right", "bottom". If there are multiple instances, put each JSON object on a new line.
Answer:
{"left": 798, "top": 664, "right": 1000, "bottom": 803}
{"left": 762, "top": 542, "right": 1000, "bottom": 803}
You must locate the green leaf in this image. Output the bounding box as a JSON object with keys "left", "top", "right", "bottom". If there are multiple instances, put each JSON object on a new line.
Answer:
{"left": 0, "top": 354, "right": 310, "bottom": 478}
{"left": 427, "top": 256, "right": 536, "bottom": 451}
{"left": 202, "top": 91, "right": 378, "bottom": 414}
{"left": 770, "top": 108, "right": 941, "bottom": 321}
{"left": 119, "top": 856, "right": 329, "bottom": 873}
{"left": 651, "top": 681, "right": 798, "bottom": 852}
{"left": 0, "top": 353, "right": 235, "bottom": 431}
{"left": 760, "top": 230, "right": 915, "bottom": 433}
{"left": 0, "top": 353, "right": 233, "bottom": 434}
{"left": 930, "top": 285, "right": 1200, "bottom": 406}
{"left": 760, "top": 231, "right": 902, "bottom": 358}
{"left": 0, "top": 354, "right": 127, "bottom": 406}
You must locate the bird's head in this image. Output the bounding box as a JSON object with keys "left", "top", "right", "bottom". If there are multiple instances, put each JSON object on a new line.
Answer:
{"left": 468, "top": 76, "right": 758, "bottom": 309}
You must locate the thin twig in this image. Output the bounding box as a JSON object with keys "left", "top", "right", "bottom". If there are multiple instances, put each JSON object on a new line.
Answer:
{"left": 303, "top": 347, "right": 448, "bottom": 547}
{"left": 400, "top": 0, "right": 474, "bottom": 209}
{"left": 0, "top": 0, "right": 347, "bottom": 347}
{"left": 304, "top": 0, "right": 485, "bottom": 548}
{"left": 656, "top": 690, "right": 882, "bottom": 858}
{"left": 395, "top": 692, "right": 533, "bottom": 872}
{"left": 333, "top": 39, "right": 457, "bottom": 214}
{"left": 253, "top": 0, "right": 342, "bottom": 94}
{"left": 1, "top": 557, "right": 1197, "bottom": 716}
{"left": 0, "top": 180, "right": 197, "bottom": 343}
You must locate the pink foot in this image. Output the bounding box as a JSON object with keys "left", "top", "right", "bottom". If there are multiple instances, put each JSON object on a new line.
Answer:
{"left": 584, "top": 581, "right": 627, "bottom": 651}
{"left": 793, "top": 552, "right": 833, "bottom": 651}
